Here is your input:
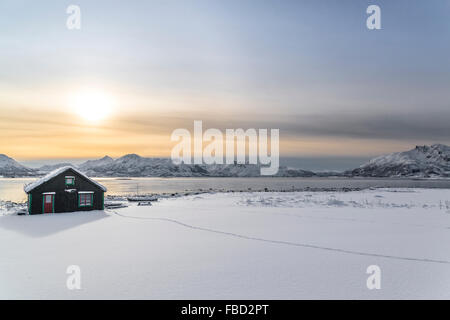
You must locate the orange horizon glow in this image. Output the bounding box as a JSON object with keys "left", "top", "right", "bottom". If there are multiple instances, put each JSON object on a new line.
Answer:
{"left": 0, "top": 84, "right": 446, "bottom": 161}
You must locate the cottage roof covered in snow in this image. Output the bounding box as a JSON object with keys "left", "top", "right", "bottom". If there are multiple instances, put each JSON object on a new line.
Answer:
{"left": 24, "top": 166, "right": 107, "bottom": 193}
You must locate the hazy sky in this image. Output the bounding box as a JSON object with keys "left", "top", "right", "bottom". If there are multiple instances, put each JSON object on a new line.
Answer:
{"left": 1, "top": 0, "right": 449, "bottom": 161}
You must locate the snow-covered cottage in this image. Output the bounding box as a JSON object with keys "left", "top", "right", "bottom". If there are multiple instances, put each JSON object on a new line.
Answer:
{"left": 24, "top": 166, "right": 107, "bottom": 215}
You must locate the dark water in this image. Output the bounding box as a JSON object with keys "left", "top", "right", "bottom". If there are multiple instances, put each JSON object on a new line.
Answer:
{"left": 2, "top": 177, "right": 450, "bottom": 202}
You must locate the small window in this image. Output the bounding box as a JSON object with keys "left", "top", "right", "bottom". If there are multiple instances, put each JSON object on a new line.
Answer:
{"left": 45, "top": 194, "right": 52, "bottom": 203}
{"left": 79, "top": 193, "right": 93, "bottom": 207}
{"left": 65, "top": 176, "right": 75, "bottom": 186}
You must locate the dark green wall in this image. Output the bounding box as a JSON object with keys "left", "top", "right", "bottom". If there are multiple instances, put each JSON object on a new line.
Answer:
{"left": 27, "top": 168, "right": 105, "bottom": 215}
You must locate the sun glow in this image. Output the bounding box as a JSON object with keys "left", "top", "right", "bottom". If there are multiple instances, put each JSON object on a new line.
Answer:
{"left": 68, "top": 90, "right": 116, "bottom": 122}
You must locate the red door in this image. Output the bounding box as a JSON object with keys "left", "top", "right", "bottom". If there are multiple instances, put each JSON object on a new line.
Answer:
{"left": 43, "top": 194, "right": 54, "bottom": 213}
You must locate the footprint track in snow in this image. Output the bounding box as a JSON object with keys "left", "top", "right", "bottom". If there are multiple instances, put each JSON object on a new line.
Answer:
{"left": 109, "top": 210, "right": 450, "bottom": 265}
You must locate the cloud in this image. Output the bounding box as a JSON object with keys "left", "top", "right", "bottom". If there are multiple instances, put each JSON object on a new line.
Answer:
{"left": 130, "top": 110, "right": 450, "bottom": 142}
{"left": 277, "top": 112, "right": 450, "bottom": 141}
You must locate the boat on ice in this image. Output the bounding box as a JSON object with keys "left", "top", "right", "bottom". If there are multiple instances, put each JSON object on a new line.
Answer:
{"left": 127, "top": 196, "right": 158, "bottom": 202}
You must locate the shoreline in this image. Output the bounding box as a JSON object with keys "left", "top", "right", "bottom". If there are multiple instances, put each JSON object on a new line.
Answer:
{"left": 2, "top": 175, "right": 450, "bottom": 180}
{"left": 2, "top": 185, "right": 450, "bottom": 215}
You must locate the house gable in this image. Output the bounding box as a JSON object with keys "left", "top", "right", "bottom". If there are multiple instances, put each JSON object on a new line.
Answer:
{"left": 24, "top": 166, "right": 107, "bottom": 193}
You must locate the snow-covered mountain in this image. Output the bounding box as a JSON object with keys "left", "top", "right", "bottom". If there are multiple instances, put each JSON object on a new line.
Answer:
{"left": 0, "top": 154, "right": 36, "bottom": 177}
{"left": 349, "top": 144, "right": 450, "bottom": 177}
{"left": 78, "top": 156, "right": 114, "bottom": 171}
{"left": 37, "top": 163, "right": 73, "bottom": 174}
{"left": 3, "top": 144, "right": 450, "bottom": 178}
{"left": 79, "top": 154, "right": 315, "bottom": 177}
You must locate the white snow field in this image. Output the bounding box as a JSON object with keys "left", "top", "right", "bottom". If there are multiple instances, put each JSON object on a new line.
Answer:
{"left": 1, "top": 188, "right": 450, "bottom": 299}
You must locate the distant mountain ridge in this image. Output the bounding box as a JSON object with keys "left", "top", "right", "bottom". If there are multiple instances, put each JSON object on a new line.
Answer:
{"left": 1, "top": 144, "right": 450, "bottom": 178}
{"left": 348, "top": 144, "right": 450, "bottom": 178}
{"left": 78, "top": 156, "right": 114, "bottom": 170}
{"left": 78, "top": 154, "right": 315, "bottom": 177}
{"left": 0, "top": 154, "right": 36, "bottom": 177}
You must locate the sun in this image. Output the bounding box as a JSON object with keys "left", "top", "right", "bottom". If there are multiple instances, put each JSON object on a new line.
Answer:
{"left": 68, "top": 90, "right": 116, "bottom": 122}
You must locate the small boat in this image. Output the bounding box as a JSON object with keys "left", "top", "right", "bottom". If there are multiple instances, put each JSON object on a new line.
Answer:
{"left": 127, "top": 196, "right": 158, "bottom": 202}
{"left": 137, "top": 201, "right": 153, "bottom": 206}
{"left": 105, "top": 202, "right": 128, "bottom": 209}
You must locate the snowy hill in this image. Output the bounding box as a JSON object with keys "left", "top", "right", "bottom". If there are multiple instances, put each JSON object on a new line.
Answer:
{"left": 78, "top": 156, "right": 114, "bottom": 170}
{"left": 79, "top": 154, "right": 315, "bottom": 177}
{"left": 0, "top": 154, "right": 36, "bottom": 177}
{"left": 349, "top": 144, "right": 450, "bottom": 178}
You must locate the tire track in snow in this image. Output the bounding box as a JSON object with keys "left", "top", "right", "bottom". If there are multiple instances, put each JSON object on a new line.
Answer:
{"left": 109, "top": 210, "right": 450, "bottom": 265}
